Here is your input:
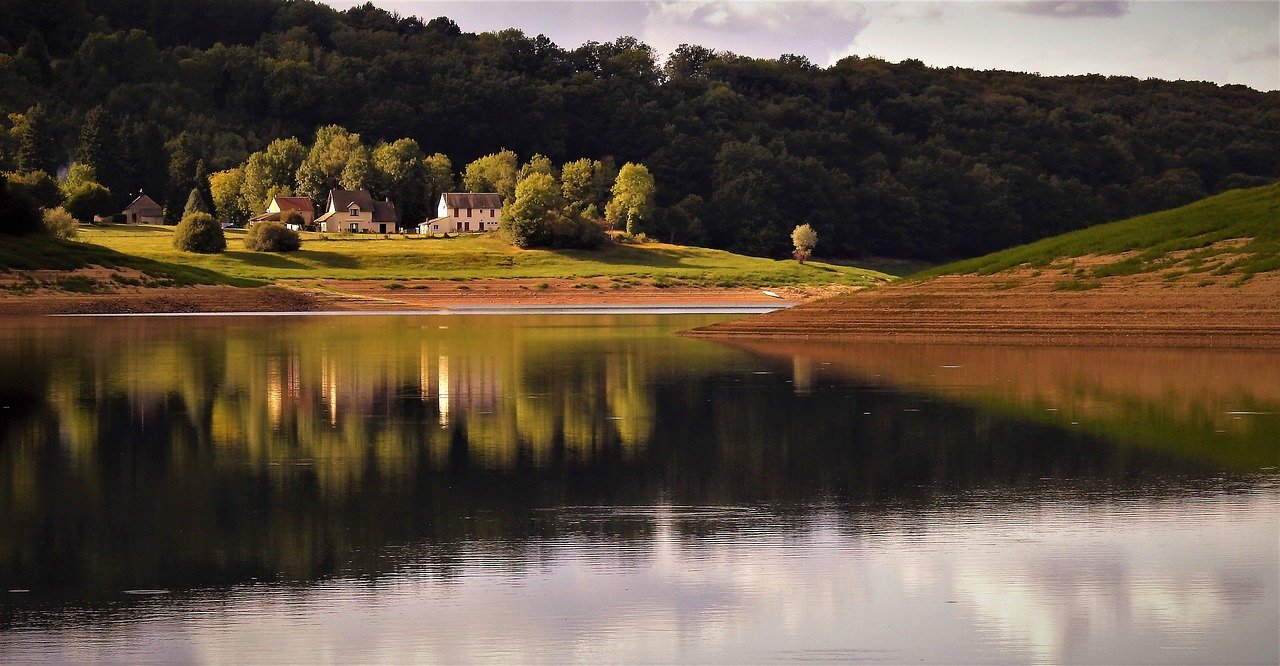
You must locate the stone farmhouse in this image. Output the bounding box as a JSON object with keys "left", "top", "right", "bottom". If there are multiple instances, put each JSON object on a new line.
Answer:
{"left": 314, "top": 189, "right": 398, "bottom": 233}
{"left": 250, "top": 196, "right": 315, "bottom": 229}
{"left": 121, "top": 193, "right": 164, "bottom": 224}
{"left": 418, "top": 193, "right": 502, "bottom": 235}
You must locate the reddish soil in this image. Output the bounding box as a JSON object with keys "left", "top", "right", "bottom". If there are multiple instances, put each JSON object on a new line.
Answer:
{"left": 684, "top": 267, "right": 1280, "bottom": 349}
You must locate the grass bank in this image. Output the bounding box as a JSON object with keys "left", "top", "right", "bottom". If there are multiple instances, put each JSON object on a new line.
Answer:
{"left": 0, "top": 233, "right": 262, "bottom": 288}
{"left": 72, "top": 226, "right": 889, "bottom": 287}
{"left": 916, "top": 183, "right": 1280, "bottom": 283}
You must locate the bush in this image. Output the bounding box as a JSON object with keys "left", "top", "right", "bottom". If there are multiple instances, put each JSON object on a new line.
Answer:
{"left": 173, "top": 212, "right": 226, "bottom": 253}
{"left": 63, "top": 182, "right": 115, "bottom": 221}
{"left": 244, "top": 221, "right": 301, "bottom": 252}
{"left": 42, "top": 207, "right": 78, "bottom": 239}
{"left": 0, "top": 178, "right": 42, "bottom": 235}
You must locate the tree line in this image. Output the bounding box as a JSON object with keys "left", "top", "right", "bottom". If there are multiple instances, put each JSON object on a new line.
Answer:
{"left": 0, "top": 0, "right": 1276, "bottom": 258}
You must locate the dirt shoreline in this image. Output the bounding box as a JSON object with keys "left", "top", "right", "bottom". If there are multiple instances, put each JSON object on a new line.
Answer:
{"left": 683, "top": 269, "right": 1280, "bottom": 349}
{"left": 0, "top": 276, "right": 849, "bottom": 316}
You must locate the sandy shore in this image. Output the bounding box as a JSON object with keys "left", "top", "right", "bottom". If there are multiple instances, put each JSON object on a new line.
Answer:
{"left": 683, "top": 268, "right": 1280, "bottom": 349}
{"left": 0, "top": 275, "right": 854, "bottom": 316}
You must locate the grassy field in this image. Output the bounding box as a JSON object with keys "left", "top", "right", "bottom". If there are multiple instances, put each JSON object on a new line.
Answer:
{"left": 917, "top": 183, "right": 1280, "bottom": 282}
{"left": 62, "top": 226, "right": 889, "bottom": 287}
{"left": 0, "top": 232, "right": 262, "bottom": 287}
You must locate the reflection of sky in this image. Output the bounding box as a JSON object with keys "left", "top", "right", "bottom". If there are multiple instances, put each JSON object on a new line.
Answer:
{"left": 5, "top": 492, "right": 1276, "bottom": 663}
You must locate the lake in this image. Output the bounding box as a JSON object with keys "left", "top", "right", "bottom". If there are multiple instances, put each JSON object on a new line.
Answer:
{"left": 0, "top": 314, "right": 1276, "bottom": 663}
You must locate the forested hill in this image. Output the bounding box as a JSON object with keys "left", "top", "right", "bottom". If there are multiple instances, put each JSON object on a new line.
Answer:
{"left": 1, "top": 0, "right": 1277, "bottom": 260}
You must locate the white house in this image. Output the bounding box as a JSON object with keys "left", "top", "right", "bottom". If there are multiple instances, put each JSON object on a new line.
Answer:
{"left": 313, "top": 189, "right": 398, "bottom": 233}
{"left": 418, "top": 193, "right": 502, "bottom": 235}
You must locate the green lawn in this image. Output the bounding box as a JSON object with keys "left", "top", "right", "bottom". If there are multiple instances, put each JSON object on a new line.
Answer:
{"left": 917, "top": 183, "right": 1280, "bottom": 281}
{"left": 56, "top": 226, "right": 889, "bottom": 287}
{"left": 0, "top": 232, "right": 262, "bottom": 287}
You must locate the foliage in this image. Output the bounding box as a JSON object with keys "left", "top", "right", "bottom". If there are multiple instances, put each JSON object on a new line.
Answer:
{"left": 41, "top": 207, "right": 78, "bottom": 239}
{"left": 0, "top": 177, "right": 42, "bottom": 235}
{"left": 339, "top": 144, "right": 373, "bottom": 191}
{"left": 183, "top": 187, "right": 212, "bottom": 216}
{"left": 792, "top": 224, "right": 817, "bottom": 263}
{"left": 244, "top": 220, "right": 301, "bottom": 252}
{"left": 209, "top": 168, "right": 247, "bottom": 226}
{"left": 6, "top": 169, "right": 61, "bottom": 209}
{"left": 503, "top": 172, "right": 561, "bottom": 248}
{"left": 463, "top": 150, "right": 519, "bottom": 203}
{"left": 605, "top": 162, "right": 655, "bottom": 235}
{"left": 372, "top": 138, "right": 428, "bottom": 225}
{"left": 239, "top": 137, "right": 305, "bottom": 214}
{"left": 172, "top": 211, "right": 226, "bottom": 253}
{"left": 62, "top": 181, "right": 114, "bottom": 221}
{"left": 2, "top": 1, "right": 1276, "bottom": 261}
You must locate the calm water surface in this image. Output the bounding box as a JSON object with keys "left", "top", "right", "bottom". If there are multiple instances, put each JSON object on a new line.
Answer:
{"left": 0, "top": 315, "right": 1276, "bottom": 663}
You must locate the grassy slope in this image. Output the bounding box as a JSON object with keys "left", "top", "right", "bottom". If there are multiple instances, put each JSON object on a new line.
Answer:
{"left": 69, "top": 226, "right": 889, "bottom": 287}
{"left": 917, "top": 184, "right": 1280, "bottom": 282}
{"left": 0, "top": 233, "right": 262, "bottom": 287}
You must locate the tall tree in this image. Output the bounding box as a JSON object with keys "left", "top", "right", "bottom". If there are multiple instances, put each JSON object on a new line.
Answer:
{"left": 372, "top": 139, "right": 428, "bottom": 225}
{"left": 605, "top": 162, "right": 655, "bottom": 235}
{"left": 208, "top": 167, "right": 247, "bottom": 226}
{"left": 15, "top": 104, "right": 60, "bottom": 176}
{"left": 339, "top": 144, "right": 373, "bottom": 191}
{"left": 296, "top": 125, "right": 362, "bottom": 204}
{"left": 239, "top": 137, "right": 305, "bottom": 214}
{"left": 423, "top": 152, "right": 455, "bottom": 216}
{"left": 463, "top": 149, "right": 519, "bottom": 203}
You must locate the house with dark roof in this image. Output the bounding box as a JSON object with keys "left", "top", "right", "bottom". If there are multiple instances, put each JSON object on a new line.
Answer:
{"left": 122, "top": 193, "right": 164, "bottom": 224}
{"left": 313, "top": 189, "right": 398, "bottom": 233}
{"left": 250, "top": 196, "right": 316, "bottom": 229}
{"left": 418, "top": 193, "right": 502, "bottom": 235}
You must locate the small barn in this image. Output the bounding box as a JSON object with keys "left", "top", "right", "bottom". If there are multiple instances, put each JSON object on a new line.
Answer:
{"left": 122, "top": 193, "right": 164, "bottom": 224}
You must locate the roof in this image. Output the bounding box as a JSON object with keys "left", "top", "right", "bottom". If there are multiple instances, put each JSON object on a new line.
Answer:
{"left": 443, "top": 192, "right": 502, "bottom": 209}
{"left": 272, "top": 196, "right": 313, "bottom": 212}
{"left": 123, "top": 194, "right": 162, "bottom": 213}
{"left": 373, "top": 200, "right": 397, "bottom": 223}
{"left": 328, "top": 189, "right": 377, "bottom": 213}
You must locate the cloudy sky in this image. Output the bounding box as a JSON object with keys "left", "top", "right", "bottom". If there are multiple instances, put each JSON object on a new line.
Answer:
{"left": 321, "top": 1, "right": 1279, "bottom": 91}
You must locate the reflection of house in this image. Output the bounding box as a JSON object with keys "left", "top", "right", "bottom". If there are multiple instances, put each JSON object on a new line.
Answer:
{"left": 314, "top": 189, "right": 398, "bottom": 233}
{"left": 122, "top": 193, "right": 164, "bottom": 224}
{"left": 250, "top": 196, "right": 315, "bottom": 229}
{"left": 418, "top": 193, "right": 502, "bottom": 234}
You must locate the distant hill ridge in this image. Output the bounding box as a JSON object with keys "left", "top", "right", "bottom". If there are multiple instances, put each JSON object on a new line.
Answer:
{"left": 1, "top": 0, "right": 1276, "bottom": 261}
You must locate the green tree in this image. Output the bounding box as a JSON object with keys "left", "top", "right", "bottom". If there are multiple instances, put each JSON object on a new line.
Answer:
{"left": 791, "top": 224, "right": 817, "bottom": 263}
{"left": 423, "top": 152, "right": 455, "bottom": 214}
{"left": 463, "top": 149, "right": 518, "bottom": 203}
{"left": 296, "top": 125, "right": 362, "bottom": 203}
{"left": 518, "top": 153, "right": 556, "bottom": 181}
{"left": 239, "top": 137, "right": 305, "bottom": 214}
{"left": 0, "top": 177, "right": 42, "bottom": 235}
{"left": 183, "top": 187, "right": 212, "bottom": 216}
{"left": 560, "top": 157, "right": 615, "bottom": 217}
{"left": 15, "top": 104, "right": 59, "bottom": 176}
{"left": 173, "top": 212, "right": 226, "bottom": 253}
{"left": 209, "top": 168, "right": 247, "bottom": 226}
{"left": 605, "top": 162, "right": 655, "bottom": 235}
{"left": 372, "top": 139, "right": 428, "bottom": 225}
{"left": 60, "top": 163, "right": 115, "bottom": 221}
{"left": 76, "top": 107, "right": 119, "bottom": 195}
{"left": 339, "top": 144, "right": 373, "bottom": 191}
{"left": 6, "top": 170, "right": 61, "bottom": 210}
{"left": 502, "top": 172, "right": 560, "bottom": 248}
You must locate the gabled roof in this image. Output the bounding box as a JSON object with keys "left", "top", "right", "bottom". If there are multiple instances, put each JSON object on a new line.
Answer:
{"left": 373, "top": 200, "right": 397, "bottom": 223}
{"left": 124, "top": 193, "right": 162, "bottom": 213}
{"left": 272, "top": 196, "right": 314, "bottom": 212}
{"left": 328, "top": 189, "right": 377, "bottom": 213}
{"left": 443, "top": 192, "right": 502, "bottom": 209}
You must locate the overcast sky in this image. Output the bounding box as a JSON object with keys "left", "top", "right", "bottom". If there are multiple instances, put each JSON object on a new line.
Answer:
{"left": 320, "top": 1, "right": 1279, "bottom": 91}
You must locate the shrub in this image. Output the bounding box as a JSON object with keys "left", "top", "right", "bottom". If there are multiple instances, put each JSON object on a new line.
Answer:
{"left": 173, "top": 212, "right": 226, "bottom": 253}
{"left": 0, "top": 178, "right": 43, "bottom": 235}
{"left": 42, "top": 207, "right": 78, "bottom": 239}
{"left": 244, "top": 221, "right": 301, "bottom": 252}
{"left": 62, "top": 182, "right": 114, "bottom": 222}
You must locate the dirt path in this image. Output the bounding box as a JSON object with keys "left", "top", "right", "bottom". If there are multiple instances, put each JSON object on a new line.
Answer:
{"left": 683, "top": 268, "right": 1280, "bottom": 349}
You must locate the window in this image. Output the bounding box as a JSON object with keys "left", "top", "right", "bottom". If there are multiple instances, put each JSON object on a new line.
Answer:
{"left": 467, "top": 208, "right": 473, "bottom": 217}
{"left": 489, "top": 209, "right": 495, "bottom": 217}
{"left": 350, "top": 222, "right": 359, "bottom": 232}
{"left": 349, "top": 206, "right": 359, "bottom": 217}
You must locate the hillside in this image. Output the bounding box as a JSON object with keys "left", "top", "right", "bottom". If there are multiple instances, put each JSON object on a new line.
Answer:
{"left": 686, "top": 185, "right": 1280, "bottom": 349}
{"left": 1, "top": 0, "right": 1276, "bottom": 261}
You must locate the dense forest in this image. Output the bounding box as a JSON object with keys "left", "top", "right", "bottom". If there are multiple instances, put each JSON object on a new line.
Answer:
{"left": 0, "top": 0, "right": 1276, "bottom": 259}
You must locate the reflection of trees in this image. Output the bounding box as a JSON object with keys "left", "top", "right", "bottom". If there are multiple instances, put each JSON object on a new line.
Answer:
{"left": 0, "top": 317, "right": 1260, "bottom": 614}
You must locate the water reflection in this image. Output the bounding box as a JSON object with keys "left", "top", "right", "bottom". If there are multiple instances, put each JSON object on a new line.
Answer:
{"left": 0, "top": 316, "right": 1276, "bottom": 663}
